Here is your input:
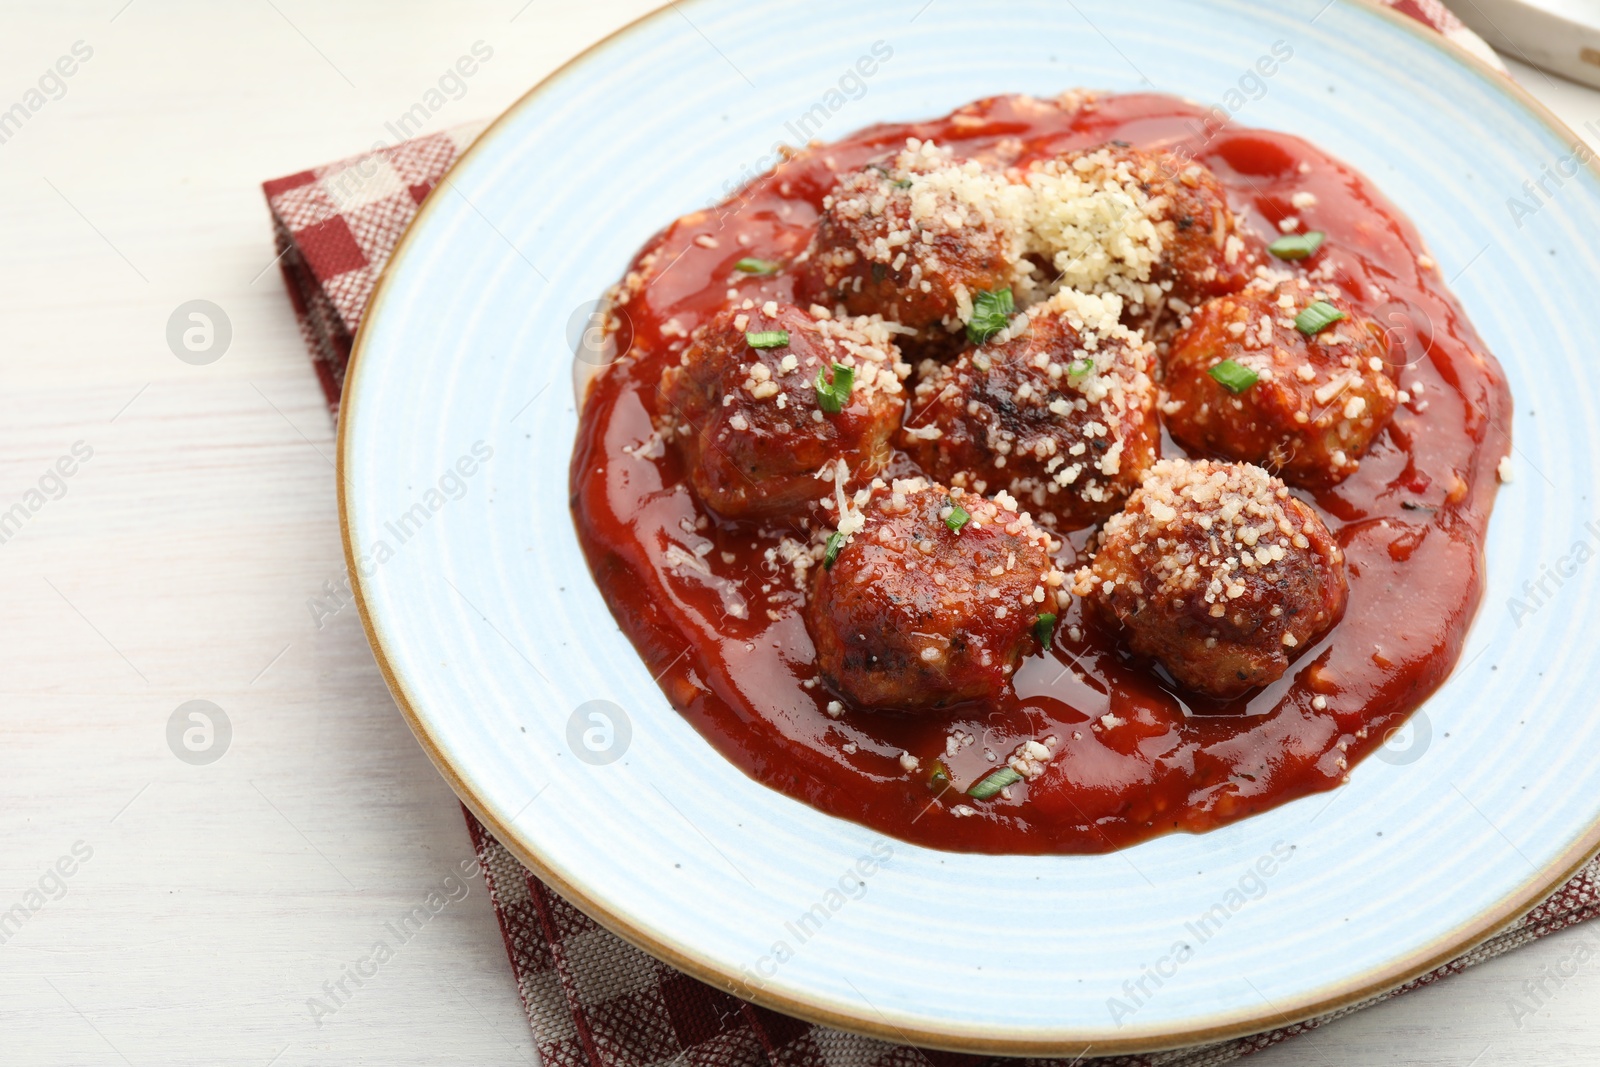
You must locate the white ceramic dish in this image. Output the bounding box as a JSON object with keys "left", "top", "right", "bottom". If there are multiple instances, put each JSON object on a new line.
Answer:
{"left": 1452, "top": 0, "right": 1600, "bottom": 89}
{"left": 340, "top": 0, "right": 1600, "bottom": 1053}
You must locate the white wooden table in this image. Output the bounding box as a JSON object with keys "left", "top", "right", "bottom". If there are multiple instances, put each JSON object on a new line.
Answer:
{"left": 1, "top": 2, "right": 1594, "bottom": 1063}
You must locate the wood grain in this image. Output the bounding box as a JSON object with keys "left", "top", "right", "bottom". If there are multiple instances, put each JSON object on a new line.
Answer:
{"left": 0, "top": 1, "right": 1592, "bottom": 1062}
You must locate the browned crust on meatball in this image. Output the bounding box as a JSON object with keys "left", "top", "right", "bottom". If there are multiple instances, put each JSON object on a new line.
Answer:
{"left": 657, "top": 303, "right": 908, "bottom": 520}
{"left": 807, "top": 482, "right": 1064, "bottom": 711}
{"left": 1041, "top": 144, "right": 1256, "bottom": 312}
{"left": 899, "top": 293, "right": 1159, "bottom": 530}
{"left": 1162, "top": 280, "right": 1400, "bottom": 487}
{"left": 1078, "top": 459, "right": 1347, "bottom": 698}
{"left": 797, "top": 142, "right": 1026, "bottom": 334}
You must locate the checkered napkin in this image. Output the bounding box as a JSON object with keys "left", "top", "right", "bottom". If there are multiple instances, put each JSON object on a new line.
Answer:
{"left": 262, "top": 123, "right": 488, "bottom": 420}
{"left": 264, "top": 9, "right": 1556, "bottom": 1064}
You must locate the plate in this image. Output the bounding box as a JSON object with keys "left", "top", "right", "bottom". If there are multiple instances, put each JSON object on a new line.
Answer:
{"left": 1453, "top": 0, "right": 1600, "bottom": 89}
{"left": 339, "top": 0, "right": 1600, "bottom": 1053}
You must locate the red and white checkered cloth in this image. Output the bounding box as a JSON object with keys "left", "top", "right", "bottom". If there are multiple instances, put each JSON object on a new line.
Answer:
{"left": 263, "top": 123, "right": 487, "bottom": 419}
{"left": 264, "top": 9, "right": 1564, "bottom": 1065}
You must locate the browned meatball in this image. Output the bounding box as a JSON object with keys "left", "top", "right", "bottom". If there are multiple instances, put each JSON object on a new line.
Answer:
{"left": 898, "top": 290, "right": 1158, "bottom": 530}
{"left": 807, "top": 481, "right": 1064, "bottom": 711}
{"left": 1162, "top": 280, "right": 1399, "bottom": 487}
{"left": 1026, "top": 144, "right": 1256, "bottom": 314}
{"left": 657, "top": 302, "right": 908, "bottom": 520}
{"left": 797, "top": 140, "right": 1027, "bottom": 334}
{"left": 1077, "top": 459, "right": 1347, "bottom": 698}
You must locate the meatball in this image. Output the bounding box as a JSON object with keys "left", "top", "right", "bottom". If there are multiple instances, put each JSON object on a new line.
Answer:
{"left": 807, "top": 481, "right": 1064, "bottom": 711}
{"left": 1162, "top": 280, "right": 1399, "bottom": 487}
{"left": 1025, "top": 144, "right": 1255, "bottom": 314}
{"left": 657, "top": 302, "right": 908, "bottom": 520}
{"left": 1078, "top": 459, "right": 1347, "bottom": 698}
{"left": 798, "top": 139, "right": 1028, "bottom": 334}
{"left": 899, "top": 289, "right": 1159, "bottom": 530}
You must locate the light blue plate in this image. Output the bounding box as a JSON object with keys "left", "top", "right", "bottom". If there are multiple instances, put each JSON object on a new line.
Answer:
{"left": 339, "top": 0, "right": 1600, "bottom": 1053}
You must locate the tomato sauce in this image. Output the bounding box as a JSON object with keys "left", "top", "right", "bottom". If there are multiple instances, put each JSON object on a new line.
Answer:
{"left": 568, "top": 92, "right": 1511, "bottom": 854}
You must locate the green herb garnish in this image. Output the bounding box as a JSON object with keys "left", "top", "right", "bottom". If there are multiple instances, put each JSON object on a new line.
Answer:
{"left": 746, "top": 329, "right": 790, "bottom": 349}
{"left": 1067, "top": 358, "right": 1095, "bottom": 381}
{"left": 1294, "top": 300, "right": 1345, "bottom": 336}
{"left": 1267, "top": 230, "right": 1325, "bottom": 260}
{"left": 943, "top": 500, "right": 970, "bottom": 534}
{"left": 966, "top": 287, "right": 1015, "bottom": 345}
{"left": 1034, "top": 612, "right": 1058, "bottom": 648}
{"left": 734, "top": 257, "right": 782, "bottom": 274}
{"left": 814, "top": 362, "right": 855, "bottom": 414}
{"left": 823, "top": 531, "right": 846, "bottom": 569}
{"left": 1208, "top": 359, "right": 1260, "bottom": 394}
{"left": 968, "top": 766, "right": 1023, "bottom": 800}
{"left": 867, "top": 163, "right": 911, "bottom": 188}
{"left": 929, "top": 761, "right": 951, "bottom": 791}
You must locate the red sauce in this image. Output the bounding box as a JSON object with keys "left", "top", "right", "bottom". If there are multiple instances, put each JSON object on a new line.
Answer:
{"left": 569, "top": 93, "right": 1511, "bottom": 854}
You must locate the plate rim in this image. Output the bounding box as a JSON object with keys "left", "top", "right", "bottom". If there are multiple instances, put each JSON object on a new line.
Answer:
{"left": 336, "top": 0, "right": 1600, "bottom": 1053}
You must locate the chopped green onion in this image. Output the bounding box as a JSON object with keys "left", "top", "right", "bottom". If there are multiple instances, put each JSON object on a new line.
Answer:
{"left": 1267, "top": 230, "right": 1325, "bottom": 260}
{"left": 734, "top": 257, "right": 782, "bottom": 274}
{"left": 1208, "top": 359, "right": 1260, "bottom": 394}
{"left": 1034, "top": 612, "right": 1058, "bottom": 648}
{"left": 968, "top": 766, "right": 1023, "bottom": 800}
{"left": 943, "top": 500, "right": 970, "bottom": 534}
{"left": 1067, "top": 358, "right": 1095, "bottom": 381}
{"left": 814, "top": 362, "right": 855, "bottom": 414}
{"left": 929, "top": 761, "right": 951, "bottom": 791}
{"left": 823, "top": 531, "right": 846, "bottom": 569}
{"left": 891, "top": 178, "right": 912, "bottom": 189}
{"left": 746, "top": 329, "right": 790, "bottom": 349}
{"left": 966, "top": 287, "right": 1015, "bottom": 345}
{"left": 1294, "top": 301, "right": 1345, "bottom": 336}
